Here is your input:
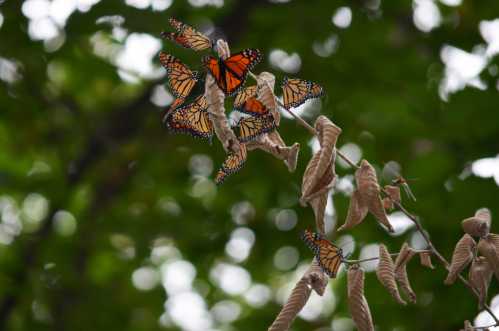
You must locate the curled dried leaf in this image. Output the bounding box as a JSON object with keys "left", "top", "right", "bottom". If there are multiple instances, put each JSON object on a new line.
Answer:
{"left": 347, "top": 266, "right": 374, "bottom": 331}
{"left": 356, "top": 160, "right": 394, "bottom": 232}
{"left": 246, "top": 132, "right": 300, "bottom": 172}
{"left": 487, "top": 233, "right": 499, "bottom": 252}
{"left": 445, "top": 234, "right": 476, "bottom": 284}
{"left": 301, "top": 116, "right": 341, "bottom": 200}
{"left": 462, "top": 208, "right": 492, "bottom": 238}
{"left": 394, "top": 243, "right": 417, "bottom": 303}
{"left": 256, "top": 72, "right": 280, "bottom": 125}
{"left": 419, "top": 251, "right": 435, "bottom": 270}
{"left": 205, "top": 74, "right": 240, "bottom": 154}
{"left": 215, "top": 39, "right": 230, "bottom": 59}
{"left": 338, "top": 190, "right": 368, "bottom": 232}
{"left": 384, "top": 185, "right": 401, "bottom": 204}
{"left": 376, "top": 244, "right": 406, "bottom": 305}
{"left": 468, "top": 256, "right": 493, "bottom": 309}
{"left": 477, "top": 237, "right": 499, "bottom": 281}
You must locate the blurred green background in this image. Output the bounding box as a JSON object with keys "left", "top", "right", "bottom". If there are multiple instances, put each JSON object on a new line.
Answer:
{"left": 1, "top": 0, "right": 499, "bottom": 330}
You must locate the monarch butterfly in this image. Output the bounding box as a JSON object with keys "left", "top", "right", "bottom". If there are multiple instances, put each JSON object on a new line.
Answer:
{"left": 215, "top": 144, "right": 248, "bottom": 184}
{"left": 301, "top": 229, "right": 344, "bottom": 278}
{"left": 281, "top": 77, "right": 324, "bottom": 109}
{"left": 161, "top": 17, "right": 212, "bottom": 51}
{"left": 235, "top": 96, "right": 270, "bottom": 117}
{"left": 234, "top": 85, "right": 257, "bottom": 109}
{"left": 202, "top": 48, "right": 262, "bottom": 96}
{"left": 159, "top": 52, "right": 199, "bottom": 114}
{"left": 233, "top": 112, "right": 276, "bottom": 142}
{"left": 166, "top": 95, "right": 213, "bottom": 140}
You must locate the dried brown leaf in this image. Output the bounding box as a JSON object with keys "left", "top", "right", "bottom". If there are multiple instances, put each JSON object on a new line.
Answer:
{"left": 487, "top": 233, "right": 499, "bottom": 252}
{"left": 477, "top": 237, "right": 499, "bottom": 281}
{"left": 301, "top": 116, "right": 341, "bottom": 200}
{"left": 376, "top": 244, "right": 406, "bottom": 305}
{"left": 445, "top": 234, "right": 476, "bottom": 284}
{"left": 215, "top": 39, "right": 230, "bottom": 59}
{"left": 462, "top": 208, "right": 492, "bottom": 238}
{"left": 383, "top": 197, "right": 393, "bottom": 210}
{"left": 355, "top": 160, "right": 394, "bottom": 232}
{"left": 246, "top": 132, "right": 300, "bottom": 172}
{"left": 394, "top": 243, "right": 417, "bottom": 303}
{"left": 468, "top": 256, "right": 493, "bottom": 309}
{"left": 205, "top": 74, "right": 240, "bottom": 154}
{"left": 338, "top": 190, "right": 368, "bottom": 232}
{"left": 419, "top": 251, "right": 435, "bottom": 270}
{"left": 347, "top": 266, "right": 374, "bottom": 331}
{"left": 300, "top": 151, "right": 334, "bottom": 233}
{"left": 463, "top": 320, "right": 474, "bottom": 331}
{"left": 256, "top": 72, "right": 280, "bottom": 125}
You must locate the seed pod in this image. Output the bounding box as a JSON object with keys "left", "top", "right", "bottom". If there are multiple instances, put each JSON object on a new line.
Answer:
{"left": 337, "top": 190, "right": 368, "bottom": 231}
{"left": 462, "top": 208, "right": 491, "bottom": 238}
{"left": 356, "top": 160, "right": 394, "bottom": 232}
{"left": 419, "top": 251, "right": 435, "bottom": 270}
{"left": 394, "top": 243, "right": 417, "bottom": 303}
{"left": 477, "top": 237, "right": 499, "bottom": 281}
{"left": 347, "top": 266, "right": 374, "bottom": 331}
{"left": 445, "top": 234, "right": 476, "bottom": 284}
{"left": 376, "top": 244, "right": 406, "bottom": 305}
{"left": 468, "top": 256, "right": 493, "bottom": 309}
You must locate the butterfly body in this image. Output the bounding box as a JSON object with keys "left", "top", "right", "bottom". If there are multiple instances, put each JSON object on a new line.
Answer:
{"left": 203, "top": 49, "right": 262, "bottom": 96}
{"left": 301, "top": 229, "right": 343, "bottom": 278}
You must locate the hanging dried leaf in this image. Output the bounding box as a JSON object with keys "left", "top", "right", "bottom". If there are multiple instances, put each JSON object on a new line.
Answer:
{"left": 205, "top": 74, "right": 240, "bottom": 154}
{"left": 487, "top": 233, "right": 499, "bottom": 252}
{"left": 445, "top": 234, "right": 476, "bottom": 284}
{"left": 382, "top": 185, "right": 401, "bottom": 210}
{"left": 268, "top": 259, "right": 327, "bottom": 331}
{"left": 462, "top": 208, "right": 492, "bottom": 238}
{"left": 215, "top": 39, "right": 230, "bottom": 59}
{"left": 477, "top": 237, "right": 499, "bottom": 281}
{"left": 246, "top": 132, "right": 300, "bottom": 172}
{"left": 383, "top": 197, "right": 393, "bottom": 210}
{"left": 376, "top": 244, "right": 406, "bottom": 305}
{"left": 338, "top": 190, "right": 368, "bottom": 232}
{"left": 356, "top": 160, "right": 394, "bottom": 232}
{"left": 419, "top": 251, "right": 435, "bottom": 270}
{"left": 394, "top": 243, "right": 417, "bottom": 303}
{"left": 468, "top": 256, "right": 493, "bottom": 309}
{"left": 347, "top": 266, "right": 374, "bottom": 331}
{"left": 301, "top": 116, "right": 341, "bottom": 200}
{"left": 256, "top": 72, "right": 280, "bottom": 125}
{"left": 463, "top": 320, "right": 474, "bottom": 331}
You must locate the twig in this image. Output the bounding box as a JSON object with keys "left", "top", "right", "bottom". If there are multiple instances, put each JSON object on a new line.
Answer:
{"left": 345, "top": 250, "right": 431, "bottom": 264}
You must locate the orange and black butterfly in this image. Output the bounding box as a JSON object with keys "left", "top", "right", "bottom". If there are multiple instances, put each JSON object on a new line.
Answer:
{"left": 203, "top": 49, "right": 262, "bottom": 96}
{"left": 235, "top": 96, "right": 270, "bottom": 117}
{"left": 159, "top": 52, "right": 199, "bottom": 116}
{"left": 215, "top": 144, "right": 247, "bottom": 185}
{"left": 233, "top": 85, "right": 257, "bottom": 109}
{"left": 281, "top": 77, "right": 324, "bottom": 109}
{"left": 165, "top": 95, "right": 213, "bottom": 141}
{"left": 161, "top": 17, "right": 212, "bottom": 51}
{"left": 301, "top": 229, "right": 344, "bottom": 278}
{"left": 233, "top": 112, "right": 276, "bottom": 142}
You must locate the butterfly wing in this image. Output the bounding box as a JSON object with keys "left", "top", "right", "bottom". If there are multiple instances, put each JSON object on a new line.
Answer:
{"left": 234, "top": 113, "right": 276, "bottom": 142}
{"left": 159, "top": 52, "right": 198, "bottom": 100}
{"left": 236, "top": 97, "right": 269, "bottom": 116}
{"left": 281, "top": 77, "right": 324, "bottom": 109}
{"left": 215, "top": 144, "right": 248, "bottom": 185}
{"left": 221, "top": 49, "right": 262, "bottom": 95}
{"left": 166, "top": 95, "right": 213, "bottom": 140}
{"left": 301, "top": 230, "right": 343, "bottom": 278}
{"left": 166, "top": 17, "right": 212, "bottom": 51}
{"left": 203, "top": 55, "right": 227, "bottom": 93}
{"left": 234, "top": 85, "right": 257, "bottom": 109}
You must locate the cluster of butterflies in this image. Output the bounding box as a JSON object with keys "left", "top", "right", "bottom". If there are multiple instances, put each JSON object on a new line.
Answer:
{"left": 159, "top": 18, "right": 325, "bottom": 184}
{"left": 160, "top": 18, "right": 344, "bottom": 279}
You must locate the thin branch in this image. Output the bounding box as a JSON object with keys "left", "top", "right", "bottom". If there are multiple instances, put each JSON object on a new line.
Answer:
{"left": 345, "top": 250, "right": 431, "bottom": 264}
